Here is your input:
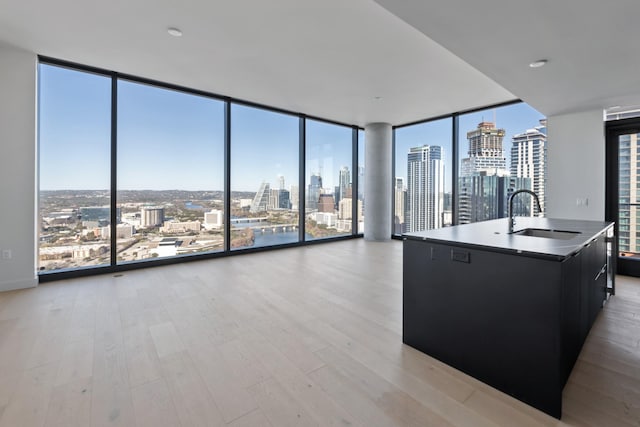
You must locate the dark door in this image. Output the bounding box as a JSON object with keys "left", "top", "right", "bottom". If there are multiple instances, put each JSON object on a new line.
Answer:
{"left": 606, "top": 117, "right": 640, "bottom": 276}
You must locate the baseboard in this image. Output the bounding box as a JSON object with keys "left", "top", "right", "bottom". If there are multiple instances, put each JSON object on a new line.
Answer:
{"left": 0, "top": 277, "right": 37, "bottom": 292}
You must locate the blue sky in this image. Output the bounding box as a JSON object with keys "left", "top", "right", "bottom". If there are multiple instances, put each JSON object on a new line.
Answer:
{"left": 39, "top": 64, "right": 353, "bottom": 193}
{"left": 39, "top": 63, "right": 541, "bottom": 194}
{"left": 395, "top": 102, "right": 545, "bottom": 192}
{"left": 39, "top": 64, "right": 112, "bottom": 191}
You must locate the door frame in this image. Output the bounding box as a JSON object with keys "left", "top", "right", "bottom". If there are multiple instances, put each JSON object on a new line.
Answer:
{"left": 606, "top": 116, "right": 640, "bottom": 277}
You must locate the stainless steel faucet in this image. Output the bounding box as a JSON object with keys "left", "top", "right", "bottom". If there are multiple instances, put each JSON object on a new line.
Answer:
{"left": 508, "top": 189, "right": 542, "bottom": 233}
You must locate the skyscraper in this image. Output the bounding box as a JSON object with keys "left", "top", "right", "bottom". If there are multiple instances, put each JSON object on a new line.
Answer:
{"left": 510, "top": 119, "right": 547, "bottom": 215}
{"left": 405, "top": 145, "right": 444, "bottom": 232}
{"left": 459, "top": 121, "right": 530, "bottom": 224}
{"left": 618, "top": 132, "right": 640, "bottom": 254}
{"left": 278, "top": 189, "right": 290, "bottom": 209}
{"left": 461, "top": 121, "right": 507, "bottom": 176}
{"left": 394, "top": 177, "right": 405, "bottom": 234}
{"left": 307, "top": 174, "right": 322, "bottom": 210}
{"left": 338, "top": 166, "right": 350, "bottom": 201}
{"left": 290, "top": 185, "right": 299, "bottom": 211}
{"left": 250, "top": 181, "right": 270, "bottom": 213}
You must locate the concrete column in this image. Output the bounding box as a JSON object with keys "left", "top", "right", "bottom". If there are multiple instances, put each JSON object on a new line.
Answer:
{"left": 364, "top": 123, "right": 392, "bottom": 241}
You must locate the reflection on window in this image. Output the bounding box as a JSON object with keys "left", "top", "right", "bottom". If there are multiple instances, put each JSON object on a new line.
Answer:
{"left": 306, "top": 120, "right": 355, "bottom": 239}
{"left": 38, "top": 64, "right": 112, "bottom": 271}
{"left": 117, "top": 80, "right": 225, "bottom": 263}
{"left": 230, "top": 105, "right": 299, "bottom": 249}
{"left": 394, "top": 118, "right": 452, "bottom": 234}
{"left": 457, "top": 104, "right": 546, "bottom": 224}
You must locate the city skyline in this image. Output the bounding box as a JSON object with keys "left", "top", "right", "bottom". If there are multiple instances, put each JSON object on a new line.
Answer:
{"left": 395, "top": 102, "right": 545, "bottom": 193}
{"left": 458, "top": 121, "right": 534, "bottom": 224}
{"left": 398, "top": 115, "right": 545, "bottom": 232}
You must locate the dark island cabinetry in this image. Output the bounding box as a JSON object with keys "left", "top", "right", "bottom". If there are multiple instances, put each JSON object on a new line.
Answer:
{"left": 403, "top": 218, "right": 614, "bottom": 418}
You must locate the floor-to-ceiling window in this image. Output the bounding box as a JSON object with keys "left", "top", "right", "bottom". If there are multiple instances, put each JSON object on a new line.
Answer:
{"left": 456, "top": 103, "right": 546, "bottom": 225}
{"left": 230, "top": 104, "right": 299, "bottom": 249}
{"left": 357, "top": 129, "right": 365, "bottom": 234}
{"left": 38, "top": 64, "right": 112, "bottom": 271}
{"left": 38, "top": 59, "right": 362, "bottom": 278}
{"left": 394, "top": 118, "right": 452, "bottom": 235}
{"left": 392, "top": 101, "right": 546, "bottom": 236}
{"left": 116, "top": 80, "right": 225, "bottom": 263}
{"left": 305, "top": 120, "right": 354, "bottom": 239}
{"left": 606, "top": 116, "right": 640, "bottom": 276}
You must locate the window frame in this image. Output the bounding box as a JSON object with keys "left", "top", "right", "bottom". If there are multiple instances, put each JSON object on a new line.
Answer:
{"left": 391, "top": 99, "right": 540, "bottom": 238}
{"left": 37, "top": 56, "right": 363, "bottom": 282}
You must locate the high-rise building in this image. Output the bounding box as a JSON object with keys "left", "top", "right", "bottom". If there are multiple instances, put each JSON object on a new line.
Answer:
{"left": 140, "top": 207, "right": 165, "bottom": 228}
{"left": 250, "top": 181, "right": 270, "bottom": 213}
{"left": 394, "top": 177, "right": 405, "bottom": 234}
{"left": 338, "top": 197, "right": 363, "bottom": 221}
{"left": 459, "top": 122, "right": 532, "bottom": 224}
{"left": 338, "top": 166, "right": 350, "bottom": 205}
{"left": 278, "top": 189, "right": 290, "bottom": 209}
{"left": 458, "top": 174, "right": 531, "bottom": 224}
{"left": 290, "top": 185, "right": 299, "bottom": 211}
{"left": 307, "top": 174, "right": 322, "bottom": 210}
{"left": 278, "top": 175, "right": 285, "bottom": 190}
{"left": 459, "top": 122, "right": 507, "bottom": 224}
{"left": 510, "top": 119, "right": 547, "bottom": 215}
{"left": 405, "top": 145, "right": 444, "bottom": 232}
{"left": 618, "top": 132, "right": 640, "bottom": 253}
{"left": 461, "top": 121, "right": 507, "bottom": 176}
{"left": 269, "top": 188, "right": 280, "bottom": 210}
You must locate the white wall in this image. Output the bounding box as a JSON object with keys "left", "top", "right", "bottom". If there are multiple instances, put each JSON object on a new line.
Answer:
{"left": 0, "top": 43, "right": 37, "bottom": 291}
{"left": 546, "top": 109, "right": 605, "bottom": 221}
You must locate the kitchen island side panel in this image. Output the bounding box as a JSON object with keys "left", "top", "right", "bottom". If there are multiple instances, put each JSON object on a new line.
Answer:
{"left": 403, "top": 239, "right": 564, "bottom": 417}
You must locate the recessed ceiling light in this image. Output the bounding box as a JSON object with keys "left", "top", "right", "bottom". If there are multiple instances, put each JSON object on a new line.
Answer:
{"left": 167, "top": 27, "right": 183, "bottom": 37}
{"left": 529, "top": 59, "right": 548, "bottom": 68}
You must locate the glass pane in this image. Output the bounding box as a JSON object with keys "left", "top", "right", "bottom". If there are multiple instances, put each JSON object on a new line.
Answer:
{"left": 230, "top": 105, "right": 299, "bottom": 250}
{"left": 394, "top": 118, "right": 452, "bottom": 234}
{"left": 38, "top": 64, "right": 111, "bottom": 272}
{"left": 305, "top": 120, "right": 353, "bottom": 239}
{"left": 457, "top": 103, "right": 546, "bottom": 224}
{"left": 358, "top": 129, "right": 365, "bottom": 234}
{"left": 618, "top": 132, "right": 640, "bottom": 258}
{"left": 117, "top": 80, "right": 225, "bottom": 263}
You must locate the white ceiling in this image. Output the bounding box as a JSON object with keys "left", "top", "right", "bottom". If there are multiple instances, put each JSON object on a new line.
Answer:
{"left": 374, "top": 0, "right": 640, "bottom": 118}
{"left": 0, "top": 0, "right": 637, "bottom": 126}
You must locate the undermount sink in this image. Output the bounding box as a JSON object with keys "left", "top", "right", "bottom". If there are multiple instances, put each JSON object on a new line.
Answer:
{"left": 511, "top": 228, "right": 581, "bottom": 240}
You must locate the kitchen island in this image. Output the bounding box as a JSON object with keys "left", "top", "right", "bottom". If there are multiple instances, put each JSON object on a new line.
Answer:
{"left": 403, "top": 217, "right": 614, "bottom": 418}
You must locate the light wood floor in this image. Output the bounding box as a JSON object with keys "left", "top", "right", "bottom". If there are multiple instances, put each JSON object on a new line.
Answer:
{"left": 0, "top": 239, "right": 639, "bottom": 426}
